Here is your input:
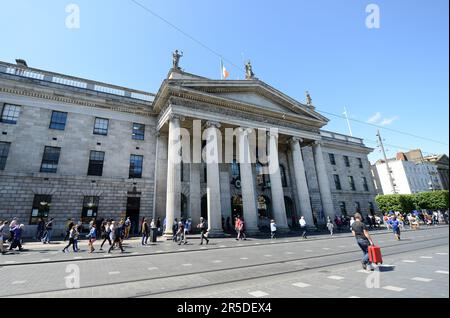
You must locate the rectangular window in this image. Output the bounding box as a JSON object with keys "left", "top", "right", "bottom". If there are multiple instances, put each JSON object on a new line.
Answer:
{"left": 93, "top": 118, "right": 109, "bottom": 135}
{"left": 1, "top": 104, "right": 21, "bottom": 124}
{"left": 49, "top": 111, "right": 68, "bottom": 130}
{"left": 362, "top": 177, "right": 369, "bottom": 191}
{"left": 348, "top": 176, "right": 356, "bottom": 191}
{"left": 354, "top": 202, "right": 361, "bottom": 213}
{"left": 333, "top": 174, "right": 342, "bottom": 190}
{"left": 81, "top": 196, "right": 99, "bottom": 225}
{"left": 132, "top": 123, "right": 145, "bottom": 140}
{"left": 129, "top": 154, "right": 143, "bottom": 179}
{"left": 329, "top": 153, "right": 336, "bottom": 165}
{"left": 358, "top": 158, "right": 363, "bottom": 169}
{"left": 344, "top": 156, "right": 350, "bottom": 167}
{"left": 88, "top": 151, "right": 105, "bottom": 176}
{"left": 0, "top": 142, "right": 11, "bottom": 170}
{"left": 339, "top": 202, "right": 347, "bottom": 216}
{"left": 40, "top": 146, "right": 61, "bottom": 173}
{"left": 30, "top": 195, "right": 51, "bottom": 225}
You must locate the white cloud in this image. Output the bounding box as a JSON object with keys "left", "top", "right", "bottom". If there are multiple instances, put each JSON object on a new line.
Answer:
{"left": 380, "top": 116, "right": 399, "bottom": 126}
{"left": 367, "top": 112, "right": 382, "bottom": 124}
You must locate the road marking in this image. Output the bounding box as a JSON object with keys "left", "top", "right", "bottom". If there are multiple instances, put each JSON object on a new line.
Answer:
{"left": 131, "top": 252, "right": 139, "bottom": 255}
{"left": 420, "top": 256, "right": 433, "bottom": 259}
{"left": 212, "top": 260, "right": 222, "bottom": 263}
{"left": 103, "top": 254, "right": 113, "bottom": 257}
{"left": 349, "top": 296, "right": 360, "bottom": 298}
{"left": 327, "top": 275, "right": 345, "bottom": 280}
{"left": 249, "top": 291, "right": 269, "bottom": 298}
{"left": 436, "top": 253, "right": 448, "bottom": 256}
{"left": 322, "top": 248, "right": 331, "bottom": 250}
{"left": 255, "top": 243, "right": 260, "bottom": 245}
{"left": 411, "top": 277, "right": 433, "bottom": 283}
{"left": 237, "top": 244, "right": 243, "bottom": 247}
{"left": 219, "top": 245, "right": 227, "bottom": 248}
{"left": 292, "top": 282, "right": 311, "bottom": 288}
{"left": 402, "top": 260, "right": 417, "bottom": 263}
{"left": 182, "top": 263, "right": 192, "bottom": 267}
{"left": 177, "top": 249, "right": 186, "bottom": 252}
{"left": 156, "top": 250, "right": 163, "bottom": 253}
{"left": 4, "top": 261, "right": 16, "bottom": 264}
{"left": 382, "top": 286, "right": 405, "bottom": 292}
{"left": 283, "top": 241, "right": 289, "bottom": 243}
{"left": 435, "top": 271, "right": 449, "bottom": 275}
{"left": 108, "top": 271, "right": 120, "bottom": 275}
{"left": 200, "top": 247, "right": 207, "bottom": 249}
{"left": 240, "top": 257, "right": 249, "bottom": 260}
{"left": 74, "top": 256, "right": 83, "bottom": 259}
{"left": 148, "top": 267, "right": 159, "bottom": 271}
{"left": 12, "top": 280, "right": 27, "bottom": 285}
{"left": 285, "top": 252, "right": 294, "bottom": 255}
{"left": 40, "top": 259, "right": 51, "bottom": 262}
{"left": 264, "top": 255, "right": 272, "bottom": 257}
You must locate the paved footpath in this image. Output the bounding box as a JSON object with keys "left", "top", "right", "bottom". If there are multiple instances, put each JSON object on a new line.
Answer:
{"left": 0, "top": 226, "right": 448, "bottom": 298}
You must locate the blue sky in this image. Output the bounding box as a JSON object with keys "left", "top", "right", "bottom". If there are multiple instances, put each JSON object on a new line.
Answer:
{"left": 0, "top": 0, "right": 448, "bottom": 162}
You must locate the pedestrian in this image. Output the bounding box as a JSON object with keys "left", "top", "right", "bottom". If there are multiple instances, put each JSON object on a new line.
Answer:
{"left": 8, "top": 217, "right": 18, "bottom": 243}
{"left": 62, "top": 225, "right": 78, "bottom": 253}
{"left": 351, "top": 213, "right": 375, "bottom": 271}
{"left": 184, "top": 218, "right": 192, "bottom": 235}
{"left": 87, "top": 224, "right": 97, "bottom": 253}
{"left": 197, "top": 217, "right": 209, "bottom": 245}
{"left": 141, "top": 218, "right": 150, "bottom": 246}
{"left": 270, "top": 219, "right": 277, "bottom": 239}
{"left": 36, "top": 218, "right": 45, "bottom": 241}
{"left": 42, "top": 218, "right": 54, "bottom": 244}
{"left": 124, "top": 217, "right": 131, "bottom": 239}
{"left": 237, "top": 217, "right": 247, "bottom": 241}
{"left": 326, "top": 217, "right": 334, "bottom": 236}
{"left": 64, "top": 219, "right": 74, "bottom": 241}
{"left": 349, "top": 216, "right": 355, "bottom": 230}
{"left": 172, "top": 218, "right": 179, "bottom": 243}
{"left": 156, "top": 217, "right": 162, "bottom": 235}
{"left": 299, "top": 216, "right": 307, "bottom": 239}
{"left": 100, "top": 220, "right": 112, "bottom": 251}
{"left": 177, "top": 221, "right": 188, "bottom": 245}
{"left": 388, "top": 216, "right": 401, "bottom": 241}
{"left": 108, "top": 221, "right": 125, "bottom": 253}
{"left": 0, "top": 220, "right": 9, "bottom": 254}
{"left": 9, "top": 224, "right": 25, "bottom": 252}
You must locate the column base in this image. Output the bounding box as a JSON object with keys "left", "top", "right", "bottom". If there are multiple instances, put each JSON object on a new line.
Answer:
{"left": 206, "top": 229, "right": 224, "bottom": 238}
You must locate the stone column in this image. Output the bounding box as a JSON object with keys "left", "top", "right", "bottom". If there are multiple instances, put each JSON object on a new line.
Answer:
{"left": 267, "top": 132, "right": 289, "bottom": 230}
{"left": 204, "top": 121, "right": 223, "bottom": 236}
{"left": 164, "top": 115, "right": 183, "bottom": 237}
{"left": 289, "top": 137, "right": 314, "bottom": 225}
{"left": 312, "top": 141, "right": 335, "bottom": 220}
{"left": 189, "top": 162, "right": 201, "bottom": 225}
{"left": 238, "top": 128, "right": 259, "bottom": 233}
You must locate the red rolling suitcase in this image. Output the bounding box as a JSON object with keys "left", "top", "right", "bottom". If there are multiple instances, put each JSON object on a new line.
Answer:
{"left": 368, "top": 245, "right": 383, "bottom": 264}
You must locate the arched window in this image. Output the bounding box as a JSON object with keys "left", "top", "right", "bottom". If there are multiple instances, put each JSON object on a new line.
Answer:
{"left": 280, "top": 165, "right": 288, "bottom": 187}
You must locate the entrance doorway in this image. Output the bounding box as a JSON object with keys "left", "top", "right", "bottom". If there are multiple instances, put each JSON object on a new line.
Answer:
{"left": 284, "top": 196, "right": 296, "bottom": 228}
{"left": 201, "top": 195, "right": 208, "bottom": 220}
{"left": 126, "top": 197, "right": 140, "bottom": 236}
{"left": 231, "top": 195, "right": 243, "bottom": 220}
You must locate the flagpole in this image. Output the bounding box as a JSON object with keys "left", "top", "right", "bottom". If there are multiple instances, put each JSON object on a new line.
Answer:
{"left": 343, "top": 107, "right": 353, "bottom": 136}
{"left": 220, "top": 58, "right": 223, "bottom": 80}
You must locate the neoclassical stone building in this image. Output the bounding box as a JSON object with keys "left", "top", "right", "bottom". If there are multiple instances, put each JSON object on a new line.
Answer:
{"left": 0, "top": 59, "right": 377, "bottom": 237}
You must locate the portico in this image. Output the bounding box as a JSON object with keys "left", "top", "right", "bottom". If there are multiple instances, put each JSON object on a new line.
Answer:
{"left": 152, "top": 68, "right": 335, "bottom": 236}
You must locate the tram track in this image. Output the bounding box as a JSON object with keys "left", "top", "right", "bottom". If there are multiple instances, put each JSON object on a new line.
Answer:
{"left": 4, "top": 236, "right": 448, "bottom": 298}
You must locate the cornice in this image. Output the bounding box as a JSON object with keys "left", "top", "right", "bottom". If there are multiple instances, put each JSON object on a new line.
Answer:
{"left": 0, "top": 86, "right": 156, "bottom": 117}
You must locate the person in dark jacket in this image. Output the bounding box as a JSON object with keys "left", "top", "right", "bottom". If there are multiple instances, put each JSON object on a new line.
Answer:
{"left": 9, "top": 224, "right": 25, "bottom": 252}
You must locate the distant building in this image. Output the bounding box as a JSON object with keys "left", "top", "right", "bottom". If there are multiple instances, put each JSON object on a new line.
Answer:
{"left": 422, "top": 155, "right": 449, "bottom": 191}
{"left": 372, "top": 150, "right": 443, "bottom": 195}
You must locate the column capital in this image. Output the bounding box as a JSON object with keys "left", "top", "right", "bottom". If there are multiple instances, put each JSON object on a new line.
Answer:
{"left": 238, "top": 127, "right": 254, "bottom": 135}
{"left": 266, "top": 130, "right": 279, "bottom": 138}
{"left": 288, "top": 137, "right": 304, "bottom": 145}
{"left": 205, "top": 121, "right": 221, "bottom": 129}
{"left": 169, "top": 114, "right": 185, "bottom": 122}
{"left": 313, "top": 140, "right": 324, "bottom": 147}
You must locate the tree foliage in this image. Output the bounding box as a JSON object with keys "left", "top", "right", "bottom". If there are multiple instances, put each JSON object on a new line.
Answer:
{"left": 375, "top": 191, "right": 449, "bottom": 213}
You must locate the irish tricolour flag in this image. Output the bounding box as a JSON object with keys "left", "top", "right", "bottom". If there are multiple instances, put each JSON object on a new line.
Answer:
{"left": 221, "top": 59, "right": 230, "bottom": 80}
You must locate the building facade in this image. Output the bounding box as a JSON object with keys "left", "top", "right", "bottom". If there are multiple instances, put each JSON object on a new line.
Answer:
{"left": 372, "top": 151, "right": 443, "bottom": 195}
{"left": 0, "top": 59, "right": 377, "bottom": 237}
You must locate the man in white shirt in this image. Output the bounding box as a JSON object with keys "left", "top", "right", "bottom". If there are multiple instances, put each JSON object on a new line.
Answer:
{"left": 299, "top": 216, "right": 307, "bottom": 239}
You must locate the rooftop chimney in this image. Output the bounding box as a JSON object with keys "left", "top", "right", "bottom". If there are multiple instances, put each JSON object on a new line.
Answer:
{"left": 15, "top": 59, "right": 28, "bottom": 67}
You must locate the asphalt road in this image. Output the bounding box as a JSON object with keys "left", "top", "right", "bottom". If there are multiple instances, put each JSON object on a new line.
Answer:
{"left": 0, "top": 226, "right": 448, "bottom": 298}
